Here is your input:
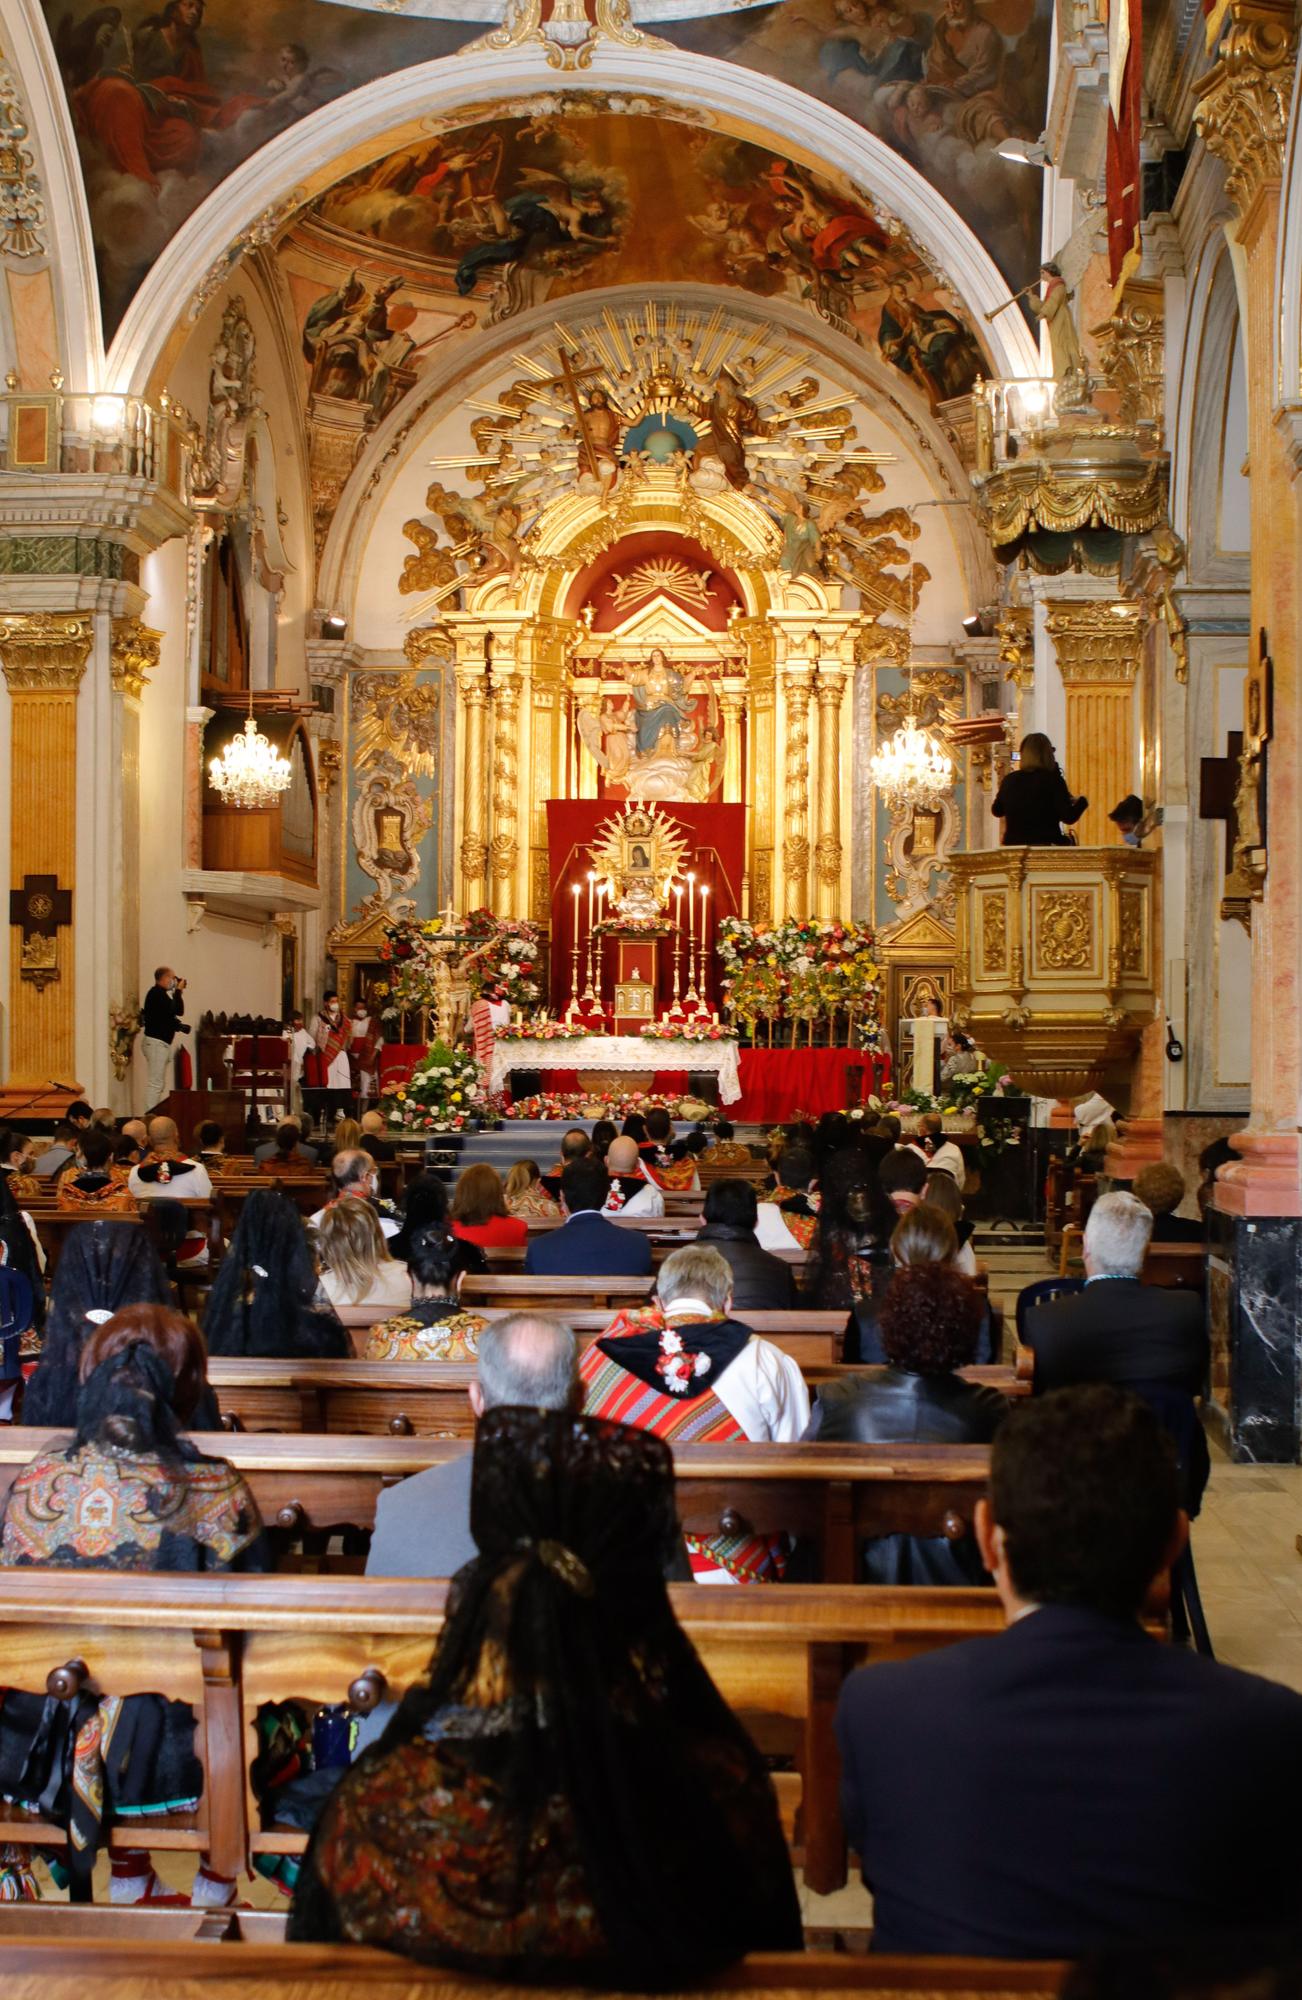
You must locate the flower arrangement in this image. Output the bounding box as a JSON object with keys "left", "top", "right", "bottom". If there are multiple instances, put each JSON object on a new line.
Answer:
{"left": 716, "top": 917, "right": 882, "bottom": 1041}
{"left": 462, "top": 908, "right": 543, "bottom": 1008}
{"left": 503, "top": 1087, "right": 702, "bottom": 1121}
{"left": 640, "top": 1021, "right": 734, "bottom": 1043}
{"left": 899, "top": 1055, "right": 1018, "bottom": 1116}
{"left": 496, "top": 1019, "right": 587, "bottom": 1041}
{"left": 592, "top": 915, "right": 675, "bottom": 939}
{"left": 383, "top": 1040, "right": 484, "bottom": 1133}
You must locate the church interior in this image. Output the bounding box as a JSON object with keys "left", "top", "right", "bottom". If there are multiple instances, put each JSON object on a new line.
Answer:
{"left": 0, "top": 0, "right": 1301, "bottom": 1982}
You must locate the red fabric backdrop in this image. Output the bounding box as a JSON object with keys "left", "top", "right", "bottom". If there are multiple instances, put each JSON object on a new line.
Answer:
{"left": 545, "top": 799, "right": 747, "bottom": 1017}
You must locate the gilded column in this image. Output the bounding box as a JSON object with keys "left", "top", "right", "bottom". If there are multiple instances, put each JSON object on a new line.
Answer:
{"left": 0, "top": 613, "right": 93, "bottom": 1081}
{"left": 720, "top": 685, "right": 745, "bottom": 805}
{"left": 782, "top": 660, "right": 814, "bottom": 918}
{"left": 490, "top": 660, "right": 522, "bottom": 919}
{"left": 455, "top": 645, "right": 491, "bottom": 911}
{"left": 1045, "top": 601, "right": 1145, "bottom": 846}
{"left": 1196, "top": 0, "right": 1302, "bottom": 1227}
{"left": 814, "top": 664, "right": 846, "bottom": 918}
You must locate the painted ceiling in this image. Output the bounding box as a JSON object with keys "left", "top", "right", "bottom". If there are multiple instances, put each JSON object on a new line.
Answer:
{"left": 42, "top": 0, "right": 1049, "bottom": 342}
{"left": 295, "top": 105, "right": 989, "bottom": 409}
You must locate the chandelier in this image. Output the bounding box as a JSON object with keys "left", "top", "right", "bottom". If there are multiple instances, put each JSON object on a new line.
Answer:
{"left": 870, "top": 715, "right": 954, "bottom": 813}
{"left": 208, "top": 705, "right": 293, "bottom": 811}
{"left": 867, "top": 508, "right": 954, "bottom": 813}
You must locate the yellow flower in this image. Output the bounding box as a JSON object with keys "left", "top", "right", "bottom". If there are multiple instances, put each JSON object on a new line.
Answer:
{"left": 450, "top": 1090, "right": 462, "bottom": 1103}
{"left": 397, "top": 1090, "right": 407, "bottom": 1101}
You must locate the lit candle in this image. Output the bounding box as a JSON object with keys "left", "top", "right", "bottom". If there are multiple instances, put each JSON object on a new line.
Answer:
{"left": 587, "top": 869, "right": 595, "bottom": 936}
{"left": 686, "top": 871, "right": 696, "bottom": 953}
{"left": 699, "top": 885, "right": 710, "bottom": 996}
{"left": 674, "top": 882, "right": 683, "bottom": 929}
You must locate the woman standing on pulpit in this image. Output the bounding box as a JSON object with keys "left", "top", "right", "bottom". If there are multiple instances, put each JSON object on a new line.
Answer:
{"left": 992, "top": 733, "right": 1088, "bottom": 845}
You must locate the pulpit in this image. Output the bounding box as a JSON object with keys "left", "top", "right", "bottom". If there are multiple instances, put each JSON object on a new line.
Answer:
{"left": 949, "top": 847, "right": 1158, "bottom": 1101}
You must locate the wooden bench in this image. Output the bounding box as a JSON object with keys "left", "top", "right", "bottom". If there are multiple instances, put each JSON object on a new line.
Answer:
{"left": 460, "top": 1272, "right": 658, "bottom": 1309}
{"left": 0, "top": 1930, "right": 1065, "bottom": 1995}
{"left": 0, "top": 1432, "right": 996, "bottom": 1595}
{"left": 0, "top": 1568, "right": 1009, "bottom": 1897}
{"left": 206, "top": 1357, "right": 1029, "bottom": 1440}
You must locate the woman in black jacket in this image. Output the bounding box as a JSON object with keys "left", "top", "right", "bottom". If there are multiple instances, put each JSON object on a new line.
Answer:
{"left": 992, "top": 732, "right": 1087, "bottom": 845}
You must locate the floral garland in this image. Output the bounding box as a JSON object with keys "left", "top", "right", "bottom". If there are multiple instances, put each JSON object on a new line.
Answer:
{"left": 716, "top": 917, "right": 882, "bottom": 1027}
{"left": 503, "top": 1088, "right": 709, "bottom": 1121}
{"left": 640, "top": 1021, "right": 734, "bottom": 1043}
{"left": 462, "top": 908, "right": 543, "bottom": 1007}
{"left": 383, "top": 1040, "right": 484, "bottom": 1134}
{"left": 592, "top": 915, "right": 675, "bottom": 939}
{"left": 378, "top": 909, "right": 542, "bottom": 1020}
{"left": 496, "top": 1020, "right": 587, "bottom": 1041}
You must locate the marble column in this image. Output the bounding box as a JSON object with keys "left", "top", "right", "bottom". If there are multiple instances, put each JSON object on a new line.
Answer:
{"left": 1194, "top": 0, "right": 1302, "bottom": 1458}
{"left": 0, "top": 612, "right": 93, "bottom": 1082}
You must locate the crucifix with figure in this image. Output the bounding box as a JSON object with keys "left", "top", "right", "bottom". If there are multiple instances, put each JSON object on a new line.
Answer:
{"left": 9, "top": 873, "right": 73, "bottom": 991}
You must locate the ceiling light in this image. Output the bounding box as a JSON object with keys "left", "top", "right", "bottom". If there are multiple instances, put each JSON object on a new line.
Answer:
{"left": 997, "top": 135, "right": 1049, "bottom": 166}
{"left": 208, "top": 700, "right": 293, "bottom": 812}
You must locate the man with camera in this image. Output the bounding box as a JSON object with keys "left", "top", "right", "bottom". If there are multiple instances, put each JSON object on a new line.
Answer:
{"left": 141, "top": 966, "right": 191, "bottom": 1110}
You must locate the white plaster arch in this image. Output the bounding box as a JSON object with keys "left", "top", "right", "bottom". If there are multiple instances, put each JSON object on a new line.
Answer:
{"left": 1168, "top": 230, "right": 1249, "bottom": 584}
{"left": 6, "top": 0, "right": 104, "bottom": 386}
{"left": 106, "top": 43, "right": 1041, "bottom": 394}
{"left": 1168, "top": 227, "right": 1234, "bottom": 555}
{"left": 1276, "top": 35, "right": 1302, "bottom": 406}
{"left": 318, "top": 280, "right": 995, "bottom": 642}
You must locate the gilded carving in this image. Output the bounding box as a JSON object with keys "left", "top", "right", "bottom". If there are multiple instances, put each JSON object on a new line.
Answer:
{"left": 978, "top": 453, "right": 1169, "bottom": 551}
{"left": 1035, "top": 890, "right": 1095, "bottom": 973}
{"left": 1045, "top": 600, "right": 1146, "bottom": 682}
{"left": 752, "top": 851, "right": 773, "bottom": 923}
{"left": 353, "top": 672, "right": 441, "bottom": 777}
{"left": 316, "top": 738, "right": 343, "bottom": 793}
{"left": 1194, "top": 0, "right": 1298, "bottom": 220}
{"left": 109, "top": 617, "right": 162, "bottom": 703}
{"left": 996, "top": 604, "right": 1034, "bottom": 691}
{"left": 1090, "top": 281, "right": 1165, "bottom": 435}
{"left": 814, "top": 832, "right": 842, "bottom": 885}
{"left": 352, "top": 767, "right": 433, "bottom": 909}
{"left": 981, "top": 892, "right": 1007, "bottom": 974}
{"left": 1119, "top": 888, "right": 1145, "bottom": 974}
{"left": 0, "top": 612, "right": 93, "bottom": 690}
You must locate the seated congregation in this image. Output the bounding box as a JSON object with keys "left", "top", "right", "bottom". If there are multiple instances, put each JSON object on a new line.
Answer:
{"left": 0, "top": 1103, "right": 1290, "bottom": 1989}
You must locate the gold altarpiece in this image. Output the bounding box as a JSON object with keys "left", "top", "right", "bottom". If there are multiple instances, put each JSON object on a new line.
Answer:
{"left": 407, "top": 467, "right": 869, "bottom": 931}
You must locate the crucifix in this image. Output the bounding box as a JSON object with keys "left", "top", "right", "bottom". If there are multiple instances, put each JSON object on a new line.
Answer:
{"left": 534, "top": 352, "right": 607, "bottom": 483}
{"left": 9, "top": 873, "right": 73, "bottom": 991}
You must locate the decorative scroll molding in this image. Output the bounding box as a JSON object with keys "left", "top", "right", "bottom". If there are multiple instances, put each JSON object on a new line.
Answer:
{"left": 1091, "top": 280, "right": 1165, "bottom": 436}
{"left": 0, "top": 612, "right": 93, "bottom": 690}
{"left": 0, "top": 57, "right": 45, "bottom": 258}
{"left": 110, "top": 617, "right": 161, "bottom": 702}
{"left": 462, "top": 0, "right": 669, "bottom": 73}
{"left": 1044, "top": 599, "right": 1146, "bottom": 682}
{"left": 1194, "top": 0, "right": 1298, "bottom": 220}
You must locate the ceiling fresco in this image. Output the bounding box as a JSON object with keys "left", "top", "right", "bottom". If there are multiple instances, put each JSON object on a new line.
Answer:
{"left": 41, "top": 0, "right": 476, "bottom": 336}
{"left": 660, "top": 0, "right": 1050, "bottom": 291}
{"left": 300, "top": 106, "right": 989, "bottom": 411}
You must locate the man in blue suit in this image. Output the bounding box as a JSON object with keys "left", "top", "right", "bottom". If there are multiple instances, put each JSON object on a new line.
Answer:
{"left": 523, "top": 1158, "right": 653, "bottom": 1277}
{"left": 836, "top": 1385, "right": 1302, "bottom": 1961}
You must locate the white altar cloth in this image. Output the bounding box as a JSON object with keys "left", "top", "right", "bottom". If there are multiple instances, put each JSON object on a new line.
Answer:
{"left": 491, "top": 1034, "right": 741, "bottom": 1105}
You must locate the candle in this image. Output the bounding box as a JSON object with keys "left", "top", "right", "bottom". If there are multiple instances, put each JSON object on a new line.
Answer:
{"left": 699, "top": 885, "right": 710, "bottom": 997}
{"left": 674, "top": 883, "right": 683, "bottom": 927}
{"left": 686, "top": 871, "right": 696, "bottom": 953}
{"left": 586, "top": 869, "right": 595, "bottom": 937}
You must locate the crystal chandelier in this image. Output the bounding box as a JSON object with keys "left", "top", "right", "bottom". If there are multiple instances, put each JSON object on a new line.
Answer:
{"left": 208, "top": 703, "right": 293, "bottom": 811}
{"left": 870, "top": 714, "right": 954, "bottom": 813}
{"left": 868, "top": 510, "right": 954, "bottom": 813}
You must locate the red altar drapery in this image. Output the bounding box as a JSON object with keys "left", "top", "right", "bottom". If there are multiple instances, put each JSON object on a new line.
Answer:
{"left": 545, "top": 799, "right": 746, "bottom": 1017}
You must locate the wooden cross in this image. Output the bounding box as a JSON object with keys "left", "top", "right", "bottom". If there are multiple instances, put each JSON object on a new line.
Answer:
{"left": 9, "top": 873, "right": 73, "bottom": 991}
{"left": 1198, "top": 731, "right": 1242, "bottom": 876}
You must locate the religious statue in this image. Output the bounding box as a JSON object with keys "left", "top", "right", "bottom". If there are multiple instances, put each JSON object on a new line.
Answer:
{"left": 589, "top": 803, "right": 690, "bottom": 923}
{"left": 577, "top": 649, "right": 724, "bottom": 804}
{"left": 194, "top": 295, "right": 255, "bottom": 501}
{"left": 692, "top": 366, "right": 763, "bottom": 492}
{"left": 1028, "top": 262, "right": 1091, "bottom": 411}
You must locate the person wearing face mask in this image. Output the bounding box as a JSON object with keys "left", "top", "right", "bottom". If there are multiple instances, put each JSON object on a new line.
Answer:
{"left": 140, "top": 966, "right": 190, "bottom": 1110}
{"left": 311, "top": 990, "right": 353, "bottom": 1125}
{"left": 348, "top": 997, "right": 381, "bottom": 1111}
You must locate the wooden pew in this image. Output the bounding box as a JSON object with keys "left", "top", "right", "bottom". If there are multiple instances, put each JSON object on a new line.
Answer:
{"left": 0, "top": 1568, "right": 1009, "bottom": 1898}
{"left": 1142, "top": 1242, "right": 1206, "bottom": 1292}
{"left": 0, "top": 1932, "right": 1066, "bottom": 1997}
{"left": 206, "top": 1356, "right": 1029, "bottom": 1440}
{"left": 0, "top": 1431, "right": 994, "bottom": 1592}
{"left": 461, "top": 1271, "right": 658, "bottom": 1309}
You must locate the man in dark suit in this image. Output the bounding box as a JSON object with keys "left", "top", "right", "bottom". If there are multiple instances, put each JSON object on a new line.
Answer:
{"left": 836, "top": 1385, "right": 1302, "bottom": 1960}
{"left": 1024, "top": 1190, "right": 1207, "bottom": 1394}
{"left": 697, "top": 1179, "right": 795, "bottom": 1309}
{"left": 523, "top": 1159, "right": 653, "bottom": 1277}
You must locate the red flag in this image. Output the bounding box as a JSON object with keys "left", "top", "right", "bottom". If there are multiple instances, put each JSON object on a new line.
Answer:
{"left": 1106, "top": 0, "right": 1142, "bottom": 288}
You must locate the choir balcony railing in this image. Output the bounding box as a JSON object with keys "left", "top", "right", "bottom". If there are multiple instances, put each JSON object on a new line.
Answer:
{"left": 949, "top": 846, "right": 1158, "bottom": 1100}
{"left": 0, "top": 384, "right": 194, "bottom": 499}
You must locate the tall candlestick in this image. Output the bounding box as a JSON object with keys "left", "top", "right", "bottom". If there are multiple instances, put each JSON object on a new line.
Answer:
{"left": 671, "top": 883, "right": 684, "bottom": 1013}
{"left": 583, "top": 871, "right": 596, "bottom": 1003}
{"left": 569, "top": 882, "right": 582, "bottom": 1018}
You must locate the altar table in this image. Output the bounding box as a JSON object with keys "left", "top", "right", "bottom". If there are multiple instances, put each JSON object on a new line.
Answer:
{"left": 488, "top": 1034, "right": 742, "bottom": 1105}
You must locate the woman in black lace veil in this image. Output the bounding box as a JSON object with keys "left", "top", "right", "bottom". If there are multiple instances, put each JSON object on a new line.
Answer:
{"left": 804, "top": 1147, "right": 898, "bottom": 1362}
{"left": 203, "top": 1190, "right": 347, "bottom": 1358}
{"left": 289, "top": 1408, "right": 802, "bottom": 1986}
{"left": 23, "top": 1219, "right": 172, "bottom": 1426}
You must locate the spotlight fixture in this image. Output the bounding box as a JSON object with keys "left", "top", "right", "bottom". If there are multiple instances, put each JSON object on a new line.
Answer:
{"left": 321, "top": 613, "right": 347, "bottom": 640}
{"left": 996, "top": 134, "right": 1049, "bottom": 166}
{"left": 961, "top": 612, "right": 989, "bottom": 638}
